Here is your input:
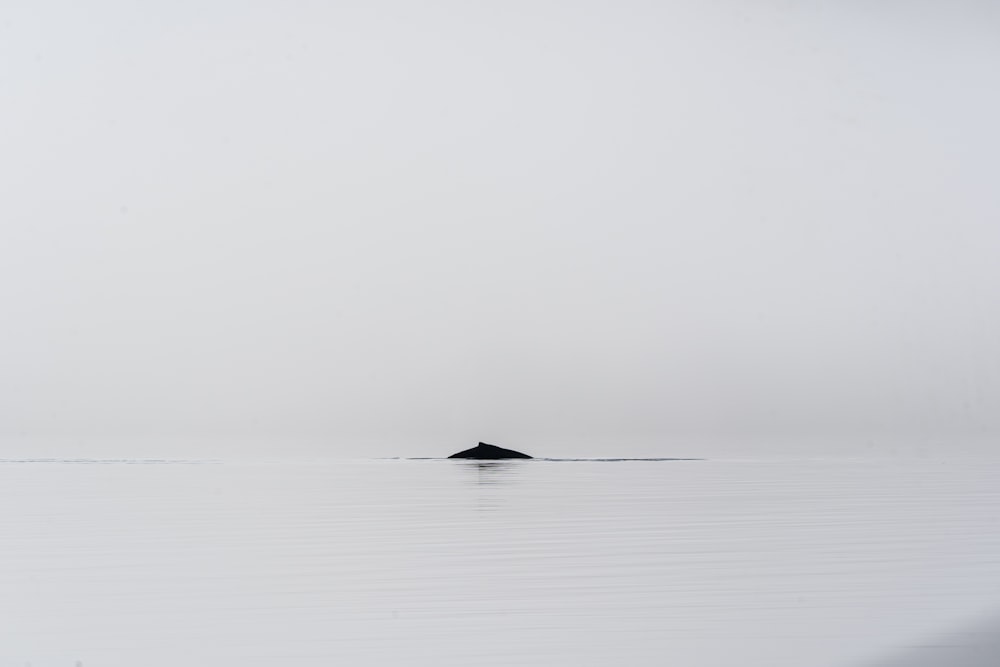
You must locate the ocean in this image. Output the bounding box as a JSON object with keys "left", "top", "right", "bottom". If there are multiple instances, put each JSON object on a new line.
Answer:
{"left": 1, "top": 455, "right": 998, "bottom": 666}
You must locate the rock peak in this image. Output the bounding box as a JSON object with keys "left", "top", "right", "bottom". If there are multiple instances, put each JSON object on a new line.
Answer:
{"left": 447, "top": 442, "right": 532, "bottom": 459}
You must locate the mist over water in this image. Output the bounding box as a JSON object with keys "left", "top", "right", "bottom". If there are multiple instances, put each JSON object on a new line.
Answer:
{"left": 1, "top": 0, "right": 999, "bottom": 456}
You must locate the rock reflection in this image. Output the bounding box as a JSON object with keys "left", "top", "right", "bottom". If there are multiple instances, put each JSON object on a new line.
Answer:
{"left": 453, "top": 459, "right": 526, "bottom": 486}
{"left": 450, "top": 460, "right": 528, "bottom": 512}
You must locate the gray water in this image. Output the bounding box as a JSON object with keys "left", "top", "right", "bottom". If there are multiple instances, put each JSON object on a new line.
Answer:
{"left": 1, "top": 457, "right": 998, "bottom": 667}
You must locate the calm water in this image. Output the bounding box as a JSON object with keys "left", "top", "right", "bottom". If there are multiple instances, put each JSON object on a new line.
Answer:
{"left": 1, "top": 457, "right": 998, "bottom": 666}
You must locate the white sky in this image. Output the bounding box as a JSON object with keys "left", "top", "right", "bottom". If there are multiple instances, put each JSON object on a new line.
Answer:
{"left": 1, "top": 1, "right": 998, "bottom": 458}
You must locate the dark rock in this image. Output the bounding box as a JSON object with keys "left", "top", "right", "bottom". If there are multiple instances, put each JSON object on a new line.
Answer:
{"left": 448, "top": 442, "right": 532, "bottom": 459}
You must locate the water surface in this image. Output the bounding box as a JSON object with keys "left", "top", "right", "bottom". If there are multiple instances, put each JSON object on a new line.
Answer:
{"left": 1, "top": 457, "right": 998, "bottom": 666}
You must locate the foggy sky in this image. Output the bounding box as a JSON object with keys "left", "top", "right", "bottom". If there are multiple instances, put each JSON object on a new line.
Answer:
{"left": 2, "top": 0, "right": 998, "bottom": 457}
